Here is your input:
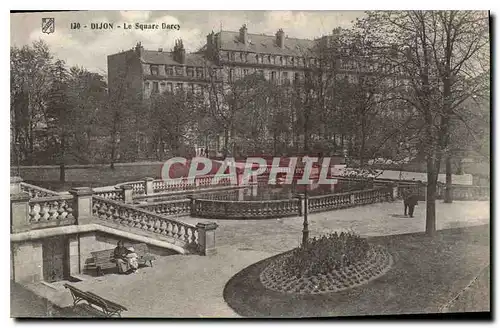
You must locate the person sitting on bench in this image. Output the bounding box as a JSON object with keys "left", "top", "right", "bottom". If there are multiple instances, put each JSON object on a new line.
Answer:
{"left": 114, "top": 241, "right": 131, "bottom": 274}
{"left": 125, "top": 246, "right": 139, "bottom": 273}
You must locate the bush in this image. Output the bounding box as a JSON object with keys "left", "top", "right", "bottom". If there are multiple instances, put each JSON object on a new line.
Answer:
{"left": 283, "top": 231, "right": 370, "bottom": 277}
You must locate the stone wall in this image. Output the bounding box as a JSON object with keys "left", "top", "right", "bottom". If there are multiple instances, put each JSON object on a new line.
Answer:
{"left": 11, "top": 240, "right": 43, "bottom": 283}
{"left": 11, "top": 163, "right": 165, "bottom": 187}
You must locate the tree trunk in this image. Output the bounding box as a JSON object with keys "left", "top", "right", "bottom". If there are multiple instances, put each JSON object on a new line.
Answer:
{"left": 444, "top": 155, "right": 453, "bottom": 203}
{"left": 223, "top": 128, "right": 229, "bottom": 157}
{"left": 59, "top": 135, "right": 66, "bottom": 183}
{"left": 359, "top": 115, "right": 366, "bottom": 168}
{"left": 425, "top": 156, "right": 437, "bottom": 236}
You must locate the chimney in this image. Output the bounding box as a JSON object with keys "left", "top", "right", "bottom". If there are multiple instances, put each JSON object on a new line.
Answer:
{"left": 135, "top": 42, "right": 143, "bottom": 56}
{"left": 239, "top": 24, "right": 248, "bottom": 44}
{"left": 174, "top": 39, "right": 186, "bottom": 64}
{"left": 207, "top": 31, "right": 214, "bottom": 48}
{"left": 276, "top": 28, "right": 285, "bottom": 48}
{"left": 214, "top": 33, "right": 221, "bottom": 49}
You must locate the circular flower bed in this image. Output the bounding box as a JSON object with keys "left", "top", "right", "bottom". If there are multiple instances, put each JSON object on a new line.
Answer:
{"left": 260, "top": 233, "right": 393, "bottom": 295}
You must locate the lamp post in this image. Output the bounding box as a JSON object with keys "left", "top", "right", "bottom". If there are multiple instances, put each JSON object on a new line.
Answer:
{"left": 302, "top": 186, "right": 309, "bottom": 247}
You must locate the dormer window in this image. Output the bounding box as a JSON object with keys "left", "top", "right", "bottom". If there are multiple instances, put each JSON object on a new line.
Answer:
{"left": 175, "top": 66, "right": 183, "bottom": 76}
{"left": 187, "top": 67, "right": 194, "bottom": 77}
{"left": 166, "top": 66, "right": 174, "bottom": 75}
{"left": 150, "top": 65, "right": 159, "bottom": 76}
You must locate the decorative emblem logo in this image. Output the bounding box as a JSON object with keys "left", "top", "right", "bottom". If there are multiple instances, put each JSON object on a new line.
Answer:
{"left": 42, "top": 18, "right": 55, "bottom": 34}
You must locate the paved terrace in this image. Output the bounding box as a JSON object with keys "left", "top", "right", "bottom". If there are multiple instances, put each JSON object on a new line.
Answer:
{"left": 26, "top": 200, "right": 489, "bottom": 317}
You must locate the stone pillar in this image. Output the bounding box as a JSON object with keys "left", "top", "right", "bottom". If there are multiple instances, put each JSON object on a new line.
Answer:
{"left": 10, "top": 176, "right": 23, "bottom": 194}
{"left": 120, "top": 185, "right": 134, "bottom": 204}
{"left": 69, "top": 187, "right": 94, "bottom": 225}
{"left": 196, "top": 222, "right": 218, "bottom": 256}
{"left": 144, "top": 177, "right": 154, "bottom": 195}
{"left": 11, "top": 192, "right": 31, "bottom": 233}
{"left": 238, "top": 188, "right": 244, "bottom": 201}
{"left": 68, "top": 235, "right": 80, "bottom": 275}
{"left": 350, "top": 193, "right": 356, "bottom": 205}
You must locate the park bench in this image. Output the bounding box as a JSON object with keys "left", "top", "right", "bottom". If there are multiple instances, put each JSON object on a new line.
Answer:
{"left": 88, "top": 243, "right": 156, "bottom": 276}
{"left": 64, "top": 283, "right": 127, "bottom": 317}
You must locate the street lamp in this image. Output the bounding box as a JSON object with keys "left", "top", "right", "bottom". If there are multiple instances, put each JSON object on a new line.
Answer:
{"left": 302, "top": 186, "right": 309, "bottom": 247}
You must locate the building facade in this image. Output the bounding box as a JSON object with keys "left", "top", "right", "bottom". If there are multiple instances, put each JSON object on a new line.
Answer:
{"left": 107, "top": 25, "right": 404, "bottom": 159}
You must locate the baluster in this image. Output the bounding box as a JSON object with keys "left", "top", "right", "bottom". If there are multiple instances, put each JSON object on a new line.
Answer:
{"left": 40, "top": 203, "right": 49, "bottom": 221}
{"left": 30, "top": 203, "right": 40, "bottom": 222}
{"left": 57, "top": 201, "right": 66, "bottom": 220}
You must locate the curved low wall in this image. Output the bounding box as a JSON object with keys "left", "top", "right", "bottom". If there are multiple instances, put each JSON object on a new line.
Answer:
{"left": 191, "top": 187, "right": 394, "bottom": 220}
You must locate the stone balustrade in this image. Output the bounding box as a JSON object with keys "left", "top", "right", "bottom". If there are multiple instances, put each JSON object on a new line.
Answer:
{"left": 93, "top": 187, "right": 125, "bottom": 202}
{"left": 192, "top": 186, "right": 394, "bottom": 219}
{"left": 136, "top": 199, "right": 191, "bottom": 216}
{"left": 153, "top": 175, "right": 233, "bottom": 193}
{"left": 11, "top": 194, "right": 76, "bottom": 233}
{"left": 92, "top": 196, "right": 201, "bottom": 250}
{"left": 308, "top": 192, "right": 353, "bottom": 213}
{"left": 20, "top": 182, "right": 60, "bottom": 199}
{"left": 114, "top": 175, "right": 234, "bottom": 198}
{"left": 191, "top": 198, "right": 301, "bottom": 220}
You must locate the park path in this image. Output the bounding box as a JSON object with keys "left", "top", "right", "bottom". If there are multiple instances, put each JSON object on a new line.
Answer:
{"left": 182, "top": 200, "right": 490, "bottom": 254}
{"left": 17, "top": 200, "right": 489, "bottom": 318}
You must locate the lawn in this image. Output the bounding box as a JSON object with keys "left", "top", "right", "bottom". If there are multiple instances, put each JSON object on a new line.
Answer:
{"left": 223, "top": 224, "right": 490, "bottom": 318}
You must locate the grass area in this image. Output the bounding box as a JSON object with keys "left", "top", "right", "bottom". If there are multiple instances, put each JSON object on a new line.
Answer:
{"left": 223, "top": 224, "right": 490, "bottom": 318}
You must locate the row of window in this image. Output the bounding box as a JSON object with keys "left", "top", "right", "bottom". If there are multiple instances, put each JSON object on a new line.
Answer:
{"left": 145, "top": 81, "right": 208, "bottom": 94}
{"left": 224, "top": 51, "right": 318, "bottom": 67}
{"left": 149, "top": 65, "right": 206, "bottom": 78}
{"left": 227, "top": 68, "right": 303, "bottom": 83}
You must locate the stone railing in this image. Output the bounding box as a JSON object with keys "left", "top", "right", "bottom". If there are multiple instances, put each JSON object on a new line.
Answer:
{"left": 27, "top": 194, "right": 76, "bottom": 230}
{"left": 135, "top": 199, "right": 191, "bottom": 217}
{"left": 191, "top": 197, "right": 301, "bottom": 220}
{"left": 20, "top": 181, "right": 60, "bottom": 199}
{"left": 308, "top": 192, "right": 354, "bottom": 213}
{"left": 114, "top": 175, "right": 236, "bottom": 198}
{"left": 92, "top": 196, "right": 217, "bottom": 254}
{"left": 152, "top": 175, "right": 233, "bottom": 193}
{"left": 308, "top": 187, "right": 393, "bottom": 213}
{"left": 192, "top": 186, "right": 394, "bottom": 220}
{"left": 93, "top": 187, "right": 125, "bottom": 202}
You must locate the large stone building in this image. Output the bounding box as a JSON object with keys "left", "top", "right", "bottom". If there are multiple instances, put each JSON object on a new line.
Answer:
{"left": 107, "top": 25, "right": 322, "bottom": 101}
{"left": 107, "top": 25, "right": 402, "bottom": 158}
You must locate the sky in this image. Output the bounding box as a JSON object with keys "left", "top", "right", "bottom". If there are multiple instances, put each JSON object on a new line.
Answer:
{"left": 10, "top": 10, "right": 363, "bottom": 76}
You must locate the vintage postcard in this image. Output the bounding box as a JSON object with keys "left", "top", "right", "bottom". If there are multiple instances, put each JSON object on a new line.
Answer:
{"left": 10, "top": 10, "right": 490, "bottom": 318}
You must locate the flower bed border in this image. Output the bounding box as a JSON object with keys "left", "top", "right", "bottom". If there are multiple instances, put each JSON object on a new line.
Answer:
{"left": 259, "top": 245, "right": 393, "bottom": 295}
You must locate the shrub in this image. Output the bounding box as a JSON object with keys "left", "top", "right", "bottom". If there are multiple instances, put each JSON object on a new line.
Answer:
{"left": 283, "top": 231, "right": 370, "bottom": 277}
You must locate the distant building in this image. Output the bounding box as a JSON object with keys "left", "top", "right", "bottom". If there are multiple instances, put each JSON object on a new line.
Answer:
{"left": 107, "top": 25, "right": 405, "bottom": 159}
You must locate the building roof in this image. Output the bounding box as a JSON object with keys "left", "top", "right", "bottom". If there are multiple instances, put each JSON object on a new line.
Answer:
{"left": 141, "top": 50, "right": 208, "bottom": 67}
{"left": 217, "top": 31, "right": 317, "bottom": 57}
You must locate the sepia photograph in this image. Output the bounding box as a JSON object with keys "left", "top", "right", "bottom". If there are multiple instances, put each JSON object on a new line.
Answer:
{"left": 9, "top": 9, "right": 490, "bottom": 318}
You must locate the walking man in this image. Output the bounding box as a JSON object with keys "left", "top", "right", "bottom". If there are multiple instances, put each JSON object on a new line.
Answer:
{"left": 404, "top": 191, "right": 419, "bottom": 218}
